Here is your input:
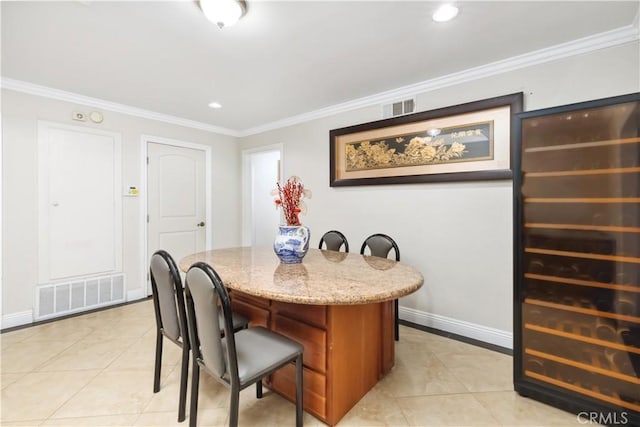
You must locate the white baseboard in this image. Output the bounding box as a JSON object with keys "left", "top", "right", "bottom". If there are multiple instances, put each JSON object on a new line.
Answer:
{"left": 2, "top": 310, "right": 34, "bottom": 329}
{"left": 399, "top": 306, "right": 513, "bottom": 350}
{"left": 127, "top": 287, "right": 146, "bottom": 302}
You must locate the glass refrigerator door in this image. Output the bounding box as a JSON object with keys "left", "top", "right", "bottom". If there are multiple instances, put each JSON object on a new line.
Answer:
{"left": 518, "top": 98, "right": 639, "bottom": 417}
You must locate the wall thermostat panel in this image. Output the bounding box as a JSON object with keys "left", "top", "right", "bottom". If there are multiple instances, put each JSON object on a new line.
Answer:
{"left": 124, "top": 185, "right": 139, "bottom": 196}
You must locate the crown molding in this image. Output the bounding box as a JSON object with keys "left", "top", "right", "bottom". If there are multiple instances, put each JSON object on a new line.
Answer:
{"left": 239, "top": 24, "right": 639, "bottom": 137}
{"left": 0, "top": 78, "right": 240, "bottom": 137}
{"left": 2, "top": 23, "right": 637, "bottom": 139}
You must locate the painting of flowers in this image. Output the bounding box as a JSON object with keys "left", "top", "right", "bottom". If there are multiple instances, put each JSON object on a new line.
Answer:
{"left": 330, "top": 93, "right": 522, "bottom": 186}
{"left": 344, "top": 122, "right": 492, "bottom": 172}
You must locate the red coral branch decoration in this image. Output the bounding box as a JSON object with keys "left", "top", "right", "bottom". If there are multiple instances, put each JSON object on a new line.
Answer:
{"left": 275, "top": 176, "right": 306, "bottom": 226}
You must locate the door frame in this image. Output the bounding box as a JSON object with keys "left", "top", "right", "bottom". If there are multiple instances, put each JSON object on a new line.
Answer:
{"left": 140, "top": 135, "right": 212, "bottom": 297}
{"left": 1, "top": 112, "right": 4, "bottom": 325}
{"left": 241, "top": 143, "right": 284, "bottom": 246}
{"left": 37, "top": 121, "right": 123, "bottom": 283}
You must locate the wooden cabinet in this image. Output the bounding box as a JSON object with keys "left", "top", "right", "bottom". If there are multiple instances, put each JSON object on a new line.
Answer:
{"left": 514, "top": 93, "right": 640, "bottom": 424}
{"left": 230, "top": 290, "right": 394, "bottom": 426}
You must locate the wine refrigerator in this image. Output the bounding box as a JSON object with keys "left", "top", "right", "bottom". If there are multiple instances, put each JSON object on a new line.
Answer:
{"left": 514, "top": 92, "right": 640, "bottom": 425}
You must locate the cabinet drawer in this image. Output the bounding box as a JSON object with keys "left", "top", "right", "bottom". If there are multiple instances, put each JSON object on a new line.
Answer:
{"left": 273, "top": 301, "right": 327, "bottom": 328}
{"left": 230, "top": 290, "right": 270, "bottom": 309}
{"left": 271, "top": 364, "right": 326, "bottom": 420}
{"left": 273, "top": 314, "right": 326, "bottom": 373}
{"left": 231, "top": 299, "right": 270, "bottom": 328}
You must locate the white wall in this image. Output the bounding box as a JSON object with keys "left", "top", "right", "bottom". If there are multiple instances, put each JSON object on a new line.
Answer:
{"left": 238, "top": 42, "right": 640, "bottom": 348}
{"left": 1, "top": 89, "right": 241, "bottom": 326}
{"left": 2, "top": 41, "right": 638, "bottom": 340}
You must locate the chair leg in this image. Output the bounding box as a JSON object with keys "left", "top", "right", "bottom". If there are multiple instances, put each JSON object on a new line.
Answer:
{"left": 229, "top": 386, "right": 240, "bottom": 427}
{"left": 153, "top": 331, "right": 163, "bottom": 393}
{"left": 295, "top": 354, "right": 303, "bottom": 427}
{"left": 189, "top": 362, "right": 200, "bottom": 427}
{"left": 394, "top": 299, "right": 399, "bottom": 341}
{"left": 256, "top": 379, "right": 263, "bottom": 399}
{"left": 177, "top": 345, "right": 189, "bottom": 422}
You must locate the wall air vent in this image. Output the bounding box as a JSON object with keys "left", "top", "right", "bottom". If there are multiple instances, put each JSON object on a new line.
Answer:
{"left": 382, "top": 98, "right": 416, "bottom": 118}
{"left": 35, "top": 273, "right": 125, "bottom": 320}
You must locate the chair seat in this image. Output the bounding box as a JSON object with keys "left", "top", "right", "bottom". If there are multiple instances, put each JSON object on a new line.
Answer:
{"left": 220, "top": 311, "right": 249, "bottom": 333}
{"left": 223, "top": 327, "right": 303, "bottom": 385}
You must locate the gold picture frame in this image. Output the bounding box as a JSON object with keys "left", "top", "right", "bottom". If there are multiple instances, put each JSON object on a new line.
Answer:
{"left": 330, "top": 93, "right": 523, "bottom": 186}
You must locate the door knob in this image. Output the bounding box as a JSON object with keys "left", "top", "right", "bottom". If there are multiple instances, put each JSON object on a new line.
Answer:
{"left": 197, "top": 221, "right": 205, "bottom": 227}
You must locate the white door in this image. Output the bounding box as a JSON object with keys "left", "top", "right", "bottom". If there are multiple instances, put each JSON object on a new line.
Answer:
{"left": 147, "top": 142, "right": 206, "bottom": 283}
{"left": 38, "top": 122, "right": 122, "bottom": 282}
{"left": 242, "top": 148, "right": 281, "bottom": 246}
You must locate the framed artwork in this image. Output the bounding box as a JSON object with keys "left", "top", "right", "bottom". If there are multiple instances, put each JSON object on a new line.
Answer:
{"left": 329, "top": 92, "right": 523, "bottom": 186}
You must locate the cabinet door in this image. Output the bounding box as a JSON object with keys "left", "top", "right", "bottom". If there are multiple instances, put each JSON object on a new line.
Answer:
{"left": 271, "top": 364, "right": 327, "bottom": 419}
{"left": 272, "top": 314, "right": 327, "bottom": 373}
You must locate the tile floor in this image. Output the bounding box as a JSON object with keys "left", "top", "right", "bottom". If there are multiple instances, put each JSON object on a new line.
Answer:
{"left": 1, "top": 300, "right": 583, "bottom": 426}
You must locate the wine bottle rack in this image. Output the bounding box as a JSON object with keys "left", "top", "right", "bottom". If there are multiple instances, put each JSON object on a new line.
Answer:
{"left": 514, "top": 93, "right": 640, "bottom": 424}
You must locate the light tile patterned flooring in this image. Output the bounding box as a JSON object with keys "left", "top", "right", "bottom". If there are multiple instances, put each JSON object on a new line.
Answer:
{"left": 1, "top": 300, "right": 583, "bottom": 426}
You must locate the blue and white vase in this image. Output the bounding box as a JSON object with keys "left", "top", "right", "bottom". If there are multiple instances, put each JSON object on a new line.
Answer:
{"left": 273, "top": 225, "right": 310, "bottom": 264}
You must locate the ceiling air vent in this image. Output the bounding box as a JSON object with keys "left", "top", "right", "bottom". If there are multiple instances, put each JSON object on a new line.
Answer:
{"left": 382, "top": 98, "right": 415, "bottom": 118}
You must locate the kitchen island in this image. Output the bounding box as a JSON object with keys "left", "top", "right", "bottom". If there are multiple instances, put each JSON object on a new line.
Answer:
{"left": 180, "top": 247, "right": 423, "bottom": 426}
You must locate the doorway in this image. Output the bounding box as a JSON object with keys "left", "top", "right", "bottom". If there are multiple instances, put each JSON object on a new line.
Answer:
{"left": 143, "top": 136, "right": 211, "bottom": 296}
{"left": 242, "top": 145, "right": 282, "bottom": 247}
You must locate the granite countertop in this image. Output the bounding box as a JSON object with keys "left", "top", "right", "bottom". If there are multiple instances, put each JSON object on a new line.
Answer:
{"left": 179, "top": 247, "right": 424, "bottom": 305}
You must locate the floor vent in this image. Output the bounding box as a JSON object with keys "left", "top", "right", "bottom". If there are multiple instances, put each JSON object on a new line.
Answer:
{"left": 382, "top": 97, "right": 416, "bottom": 118}
{"left": 35, "top": 273, "right": 126, "bottom": 320}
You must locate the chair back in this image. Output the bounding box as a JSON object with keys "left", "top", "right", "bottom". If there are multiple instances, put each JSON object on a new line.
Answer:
{"left": 185, "top": 262, "right": 238, "bottom": 381}
{"left": 360, "top": 233, "right": 400, "bottom": 261}
{"left": 319, "top": 230, "right": 349, "bottom": 252}
{"left": 150, "top": 250, "right": 187, "bottom": 343}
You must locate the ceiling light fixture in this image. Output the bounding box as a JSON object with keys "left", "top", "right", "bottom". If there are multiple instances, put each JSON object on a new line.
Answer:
{"left": 200, "top": 0, "right": 247, "bottom": 29}
{"left": 432, "top": 4, "right": 459, "bottom": 22}
{"left": 208, "top": 101, "right": 222, "bottom": 109}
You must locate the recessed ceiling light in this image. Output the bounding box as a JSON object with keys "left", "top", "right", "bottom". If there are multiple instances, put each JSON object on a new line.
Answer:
{"left": 433, "top": 4, "right": 459, "bottom": 22}
{"left": 208, "top": 102, "right": 222, "bottom": 109}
